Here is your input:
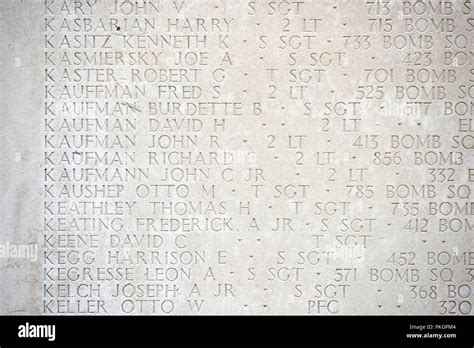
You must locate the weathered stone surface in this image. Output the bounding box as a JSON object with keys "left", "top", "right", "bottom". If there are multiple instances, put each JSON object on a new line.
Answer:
{"left": 0, "top": 0, "right": 473, "bottom": 315}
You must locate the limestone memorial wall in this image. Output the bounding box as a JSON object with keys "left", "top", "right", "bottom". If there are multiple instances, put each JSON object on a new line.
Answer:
{"left": 0, "top": 0, "right": 473, "bottom": 315}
